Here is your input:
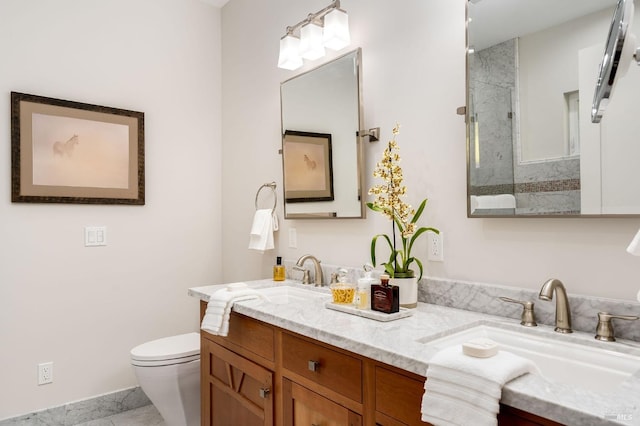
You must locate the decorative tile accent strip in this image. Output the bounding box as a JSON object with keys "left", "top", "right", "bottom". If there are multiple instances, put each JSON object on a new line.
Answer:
{"left": 515, "top": 178, "right": 580, "bottom": 193}
{"left": 0, "top": 387, "right": 151, "bottom": 426}
{"left": 472, "top": 179, "right": 580, "bottom": 196}
{"left": 470, "top": 184, "right": 515, "bottom": 196}
{"left": 420, "top": 277, "right": 640, "bottom": 342}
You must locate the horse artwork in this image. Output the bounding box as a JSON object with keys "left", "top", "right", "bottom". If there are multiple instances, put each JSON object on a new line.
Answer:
{"left": 52, "top": 134, "right": 79, "bottom": 157}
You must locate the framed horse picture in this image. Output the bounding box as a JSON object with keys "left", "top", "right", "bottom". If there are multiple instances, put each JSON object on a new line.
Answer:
{"left": 11, "top": 92, "right": 145, "bottom": 204}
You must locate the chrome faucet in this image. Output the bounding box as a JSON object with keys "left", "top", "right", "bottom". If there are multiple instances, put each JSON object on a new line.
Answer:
{"left": 295, "top": 254, "right": 324, "bottom": 286}
{"left": 539, "top": 278, "right": 572, "bottom": 333}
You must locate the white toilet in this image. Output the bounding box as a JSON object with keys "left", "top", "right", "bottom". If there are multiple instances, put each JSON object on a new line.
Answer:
{"left": 131, "top": 332, "right": 201, "bottom": 426}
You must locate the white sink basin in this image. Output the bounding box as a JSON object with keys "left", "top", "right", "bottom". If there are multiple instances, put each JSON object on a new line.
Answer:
{"left": 255, "top": 286, "right": 330, "bottom": 305}
{"left": 418, "top": 324, "right": 640, "bottom": 391}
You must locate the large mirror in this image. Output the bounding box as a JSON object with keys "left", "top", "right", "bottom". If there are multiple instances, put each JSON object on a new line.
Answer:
{"left": 466, "top": 0, "right": 640, "bottom": 217}
{"left": 281, "top": 49, "right": 364, "bottom": 219}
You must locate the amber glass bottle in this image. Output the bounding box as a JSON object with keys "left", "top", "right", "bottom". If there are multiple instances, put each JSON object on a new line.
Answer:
{"left": 273, "top": 256, "right": 286, "bottom": 281}
{"left": 371, "top": 274, "right": 399, "bottom": 313}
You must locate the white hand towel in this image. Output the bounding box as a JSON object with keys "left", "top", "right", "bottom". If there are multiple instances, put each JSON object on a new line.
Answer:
{"left": 249, "top": 209, "right": 278, "bottom": 253}
{"left": 424, "top": 377, "right": 500, "bottom": 413}
{"left": 421, "top": 345, "right": 539, "bottom": 426}
{"left": 200, "top": 284, "right": 267, "bottom": 336}
{"left": 422, "top": 393, "right": 497, "bottom": 426}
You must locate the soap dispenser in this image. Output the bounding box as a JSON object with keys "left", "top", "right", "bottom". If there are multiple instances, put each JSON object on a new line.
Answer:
{"left": 355, "top": 264, "right": 376, "bottom": 310}
{"left": 273, "top": 256, "right": 285, "bottom": 281}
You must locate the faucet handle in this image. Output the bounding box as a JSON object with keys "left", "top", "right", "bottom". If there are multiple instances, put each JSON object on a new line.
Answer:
{"left": 499, "top": 297, "right": 538, "bottom": 327}
{"left": 292, "top": 266, "right": 311, "bottom": 284}
{"left": 595, "top": 312, "right": 639, "bottom": 342}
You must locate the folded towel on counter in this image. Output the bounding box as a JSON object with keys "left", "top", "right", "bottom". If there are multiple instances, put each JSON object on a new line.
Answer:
{"left": 248, "top": 209, "right": 279, "bottom": 253}
{"left": 421, "top": 346, "right": 539, "bottom": 426}
{"left": 200, "top": 283, "right": 267, "bottom": 336}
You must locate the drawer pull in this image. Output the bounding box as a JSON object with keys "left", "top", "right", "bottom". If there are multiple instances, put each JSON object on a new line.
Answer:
{"left": 259, "top": 387, "right": 270, "bottom": 398}
{"left": 308, "top": 360, "right": 320, "bottom": 372}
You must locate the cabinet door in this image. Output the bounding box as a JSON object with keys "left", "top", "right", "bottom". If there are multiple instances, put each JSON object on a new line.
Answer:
{"left": 375, "top": 366, "right": 429, "bottom": 426}
{"left": 202, "top": 339, "right": 273, "bottom": 426}
{"left": 283, "top": 378, "right": 362, "bottom": 426}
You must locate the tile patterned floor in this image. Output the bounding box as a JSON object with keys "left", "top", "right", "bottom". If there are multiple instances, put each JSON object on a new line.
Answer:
{"left": 73, "top": 405, "right": 165, "bottom": 426}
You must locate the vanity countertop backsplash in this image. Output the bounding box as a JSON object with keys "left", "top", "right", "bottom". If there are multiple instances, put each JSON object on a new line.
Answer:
{"left": 190, "top": 275, "right": 640, "bottom": 426}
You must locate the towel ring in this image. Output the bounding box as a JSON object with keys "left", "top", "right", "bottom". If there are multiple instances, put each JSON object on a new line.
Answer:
{"left": 255, "top": 182, "right": 277, "bottom": 213}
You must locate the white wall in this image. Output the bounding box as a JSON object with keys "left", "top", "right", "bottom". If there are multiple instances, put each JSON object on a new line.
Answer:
{"left": 518, "top": 8, "right": 612, "bottom": 161}
{"left": 221, "top": 0, "right": 640, "bottom": 303}
{"left": 0, "top": 0, "right": 222, "bottom": 419}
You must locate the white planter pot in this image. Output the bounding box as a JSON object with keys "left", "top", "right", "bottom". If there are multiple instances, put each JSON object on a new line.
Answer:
{"left": 391, "top": 276, "right": 418, "bottom": 308}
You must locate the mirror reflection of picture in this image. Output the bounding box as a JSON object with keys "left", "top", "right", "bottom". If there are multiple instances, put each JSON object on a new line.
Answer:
{"left": 282, "top": 130, "right": 334, "bottom": 203}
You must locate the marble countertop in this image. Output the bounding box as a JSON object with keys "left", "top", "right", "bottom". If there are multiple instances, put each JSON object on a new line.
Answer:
{"left": 189, "top": 279, "right": 640, "bottom": 426}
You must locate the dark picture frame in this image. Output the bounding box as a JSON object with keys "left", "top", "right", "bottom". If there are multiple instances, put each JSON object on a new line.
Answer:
{"left": 282, "top": 130, "right": 334, "bottom": 203}
{"left": 11, "top": 92, "right": 145, "bottom": 204}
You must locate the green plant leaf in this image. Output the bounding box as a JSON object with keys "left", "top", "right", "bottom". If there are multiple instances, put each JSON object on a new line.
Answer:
{"left": 407, "top": 226, "right": 439, "bottom": 258}
{"left": 411, "top": 198, "right": 428, "bottom": 224}
{"left": 414, "top": 257, "right": 424, "bottom": 281}
{"left": 370, "top": 233, "right": 394, "bottom": 267}
{"left": 366, "top": 202, "right": 384, "bottom": 212}
{"left": 383, "top": 263, "right": 395, "bottom": 276}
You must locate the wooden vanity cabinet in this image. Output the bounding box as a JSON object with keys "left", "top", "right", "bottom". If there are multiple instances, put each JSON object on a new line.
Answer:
{"left": 199, "top": 302, "right": 562, "bottom": 426}
{"left": 200, "top": 306, "right": 276, "bottom": 426}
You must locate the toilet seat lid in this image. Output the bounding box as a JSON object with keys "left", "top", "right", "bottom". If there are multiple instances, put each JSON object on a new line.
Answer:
{"left": 131, "top": 332, "right": 200, "bottom": 362}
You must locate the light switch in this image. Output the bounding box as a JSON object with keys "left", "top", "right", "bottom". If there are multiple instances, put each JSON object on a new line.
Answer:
{"left": 288, "top": 228, "right": 297, "bottom": 248}
{"left": 85, "top": 226, "right": 107, "bottom": 247}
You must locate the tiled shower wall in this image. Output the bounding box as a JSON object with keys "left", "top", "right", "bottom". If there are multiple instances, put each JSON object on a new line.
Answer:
{"left": 469, "top": 39, "right": 580, "bottom": 215}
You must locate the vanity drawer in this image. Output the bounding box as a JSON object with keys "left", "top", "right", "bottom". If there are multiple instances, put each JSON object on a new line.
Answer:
{"left": 282, "top": 332, "right": 362, "bottom": 403}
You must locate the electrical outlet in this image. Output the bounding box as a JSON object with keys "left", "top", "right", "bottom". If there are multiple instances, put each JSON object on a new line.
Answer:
{"left": 38, "top": 362, "right": 53, "bottom": 385}
{"left": 428, "top": 232, "right": 444, "bottom": 262}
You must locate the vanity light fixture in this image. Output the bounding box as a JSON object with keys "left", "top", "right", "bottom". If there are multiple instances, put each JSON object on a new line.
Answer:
{"left": 277, "top": 0, "right": 350, "bottom": 70}
{"left": 278, "top": 34, "right": 303, "bottom": 70}
{"left": 626, "top": 228, "right": 640, "bottom": 255}
{"left": 299, "top": 21, "right": 325, "bottom": 60}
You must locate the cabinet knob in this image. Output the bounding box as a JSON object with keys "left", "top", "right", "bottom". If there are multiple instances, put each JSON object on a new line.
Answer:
{"left": 259, "top": 387, "right": 270, "bottom": 399}
{"left": 308, "top": 360, "right": 320, "bottom": 372}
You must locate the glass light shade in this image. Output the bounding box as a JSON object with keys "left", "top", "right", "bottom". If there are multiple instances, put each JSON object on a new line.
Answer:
{"left": 278, "top": 35, "right": 303, "bottom": 70}
{"left": 627, "top": 228, "right": 640, "bottom": 256}
{"left": 323, "top": 8, "right": 350, "bottom": 50}
{"left": 299, "top": 22, "right": 325, "bottom": 60}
